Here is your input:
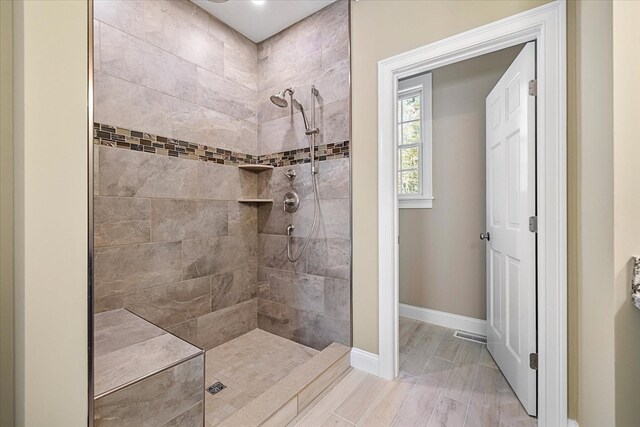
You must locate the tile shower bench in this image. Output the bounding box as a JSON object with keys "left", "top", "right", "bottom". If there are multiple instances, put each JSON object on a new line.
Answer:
{"left": 93, "top": 309, "right": 204, "bottom": 427}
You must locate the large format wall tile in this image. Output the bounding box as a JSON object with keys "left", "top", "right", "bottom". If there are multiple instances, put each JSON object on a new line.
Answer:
{"left": 183, "top": 236, "right": 255, "bottom": 280}
{"left": 317, "top": 158, "right": 350, "bottom": 199}
{"left": 95, "top": 74, "right": 257, "bottom": 154}
{"left": 122, "top": 277, "right": 211, "bottom": 329}
{"left": 257, "top": 59, "right": 350, "bottom": 125}
{"left": 317, "top": 99, "right": 350, "bottom": 146}
{"left": 197, "top": 163, "right": 257, "bottom": 200}
{"left": 143, "top": 1, "right": 224, "bottom": 76}
{"left": 320, "top": 3, "right": 350, "bottom": 69}
{"left": 207, "top": 17, "right": 257, "bottom": 92}
{"left": 257, "top": 98, "right": 349, "bottom": 156}
{"left": 323, "top": 278, "right": 350, "bottom": 321}
{"left": 100, "top": 23, "right": 198, "bottom": 103}
{"left": 306, "top": 238, "right": 351, "bottom": 280}
{"left": 257, "top": 299, "right": 349, "bottom": 350}
{"left": 94, "top": 242, "right": 182, "bottom": 299}
{"left": 258, "top": 234, "right": 307, "bottom": 273}
{"left": 195, "top": 299, "right": 258, "bottom": 350}
{"left": 210, "top": 266, "right": 258, "bottom": 311}
{"left": 228, "top": 201, "right": 257, "bottom": 236}
{"left": 257, "top": 31, "right": 322, "bottom": 92}
{"left": 260, "top": 267, "right": 325, "bottom": 314}
{"left": 94, "top": 0, "right": 144, "bottom": 39}
{"left": 196, "top": 66, "right": 256, "bottom": 122}
{"left": 151, "top": 199, "right": 228, "bottom": 242}
{"left": 95, "top": 196, "right": 151, "bottom": 247}
{"left": 94, "top": 354, "right": 203, "bottom": 427}
{"left": 98, "top": 145, "right": 198, "bottom": 199}
{"left": 94, "top": 0, "right": 351, "bottom": 353}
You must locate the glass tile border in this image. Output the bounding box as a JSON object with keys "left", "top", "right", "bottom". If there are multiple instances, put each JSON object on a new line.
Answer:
{"left": 93, "top": 123, "right": 349, "bottom": 167}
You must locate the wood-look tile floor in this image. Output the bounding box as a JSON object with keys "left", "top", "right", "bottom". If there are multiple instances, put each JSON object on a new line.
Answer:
{"left": 290, "top": 318, "right": 537, "bottom": 427}
{"left": 204, "top": 329, "right": 318, "bottom": 426}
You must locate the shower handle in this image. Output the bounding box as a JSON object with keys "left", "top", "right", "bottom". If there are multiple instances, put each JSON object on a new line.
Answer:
{"left": 283, "top": 191, "right": 300, "bottom": 213}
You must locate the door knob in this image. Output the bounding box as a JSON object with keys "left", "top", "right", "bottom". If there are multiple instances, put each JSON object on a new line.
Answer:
{"left": 480, "top": 232, "right": 491, "bottom": 241}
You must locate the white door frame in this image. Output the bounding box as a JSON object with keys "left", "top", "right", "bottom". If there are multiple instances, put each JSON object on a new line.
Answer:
{"left": 376, "top": 2, "right": 566, "bottom": 427}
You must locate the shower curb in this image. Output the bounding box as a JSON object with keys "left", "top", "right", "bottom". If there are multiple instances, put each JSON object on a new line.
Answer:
{"left": 217, "top": 342, "right": 351, "bottom": 427}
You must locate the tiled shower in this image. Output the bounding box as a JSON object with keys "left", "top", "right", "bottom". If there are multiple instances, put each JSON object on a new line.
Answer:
{"left": 92, "top": 0, "right": 350, "bottom": 425}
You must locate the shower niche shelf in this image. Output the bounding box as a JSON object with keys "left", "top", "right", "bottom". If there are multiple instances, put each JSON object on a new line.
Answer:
{"left": 238, "top": 164, "right": 274, "bottom": 172}
{"left": 237, "top": 198, "right": 274, "bottom": 204}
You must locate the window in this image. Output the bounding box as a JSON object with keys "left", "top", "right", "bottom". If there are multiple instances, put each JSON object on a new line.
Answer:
{"left": 397, "top": 72, "right": 433, "bottom": 208}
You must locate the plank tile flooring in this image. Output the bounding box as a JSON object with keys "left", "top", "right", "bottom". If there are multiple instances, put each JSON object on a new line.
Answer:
{"left": 204, "top": 329, "right": 318, "bottom": 426}
{"left": 290, "top": 318, "right": 536, "bottom": 427}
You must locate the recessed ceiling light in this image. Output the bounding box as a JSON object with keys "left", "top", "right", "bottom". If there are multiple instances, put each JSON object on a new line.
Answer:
{"left": 252, "top": 0, "right": 265, "bottom": 5}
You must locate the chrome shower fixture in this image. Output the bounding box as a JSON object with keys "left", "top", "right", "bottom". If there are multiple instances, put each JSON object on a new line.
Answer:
{"left": 284, "top": 169, "right": 296, "bottom": 180}
{"left": 270, "top": 87, "right": 319, "bottom": 136}
{"left": 270, "top": 87, "right": 294, "bottom": 108}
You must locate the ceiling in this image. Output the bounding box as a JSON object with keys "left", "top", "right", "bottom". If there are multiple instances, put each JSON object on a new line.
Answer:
{"left": 191, "top": 0, "right": 336, "bottom": 44}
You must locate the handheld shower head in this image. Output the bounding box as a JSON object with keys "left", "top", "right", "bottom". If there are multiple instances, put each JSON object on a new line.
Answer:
{"left": 291, "top": 99, "right": 311, "bottom": 132}
{"left": 270, "top": 88, "right": 293, "bottom": 108}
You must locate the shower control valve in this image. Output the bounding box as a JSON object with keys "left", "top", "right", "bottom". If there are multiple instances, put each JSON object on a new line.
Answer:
{"left": 284, "top": 169, "right": 296, "bottom": 180}
{"left": 283, "top": 191, "right": 300, "bottom": 213}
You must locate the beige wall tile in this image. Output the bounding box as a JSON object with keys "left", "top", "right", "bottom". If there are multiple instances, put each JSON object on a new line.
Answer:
{"left": 100, "top": 23, "right": 198, "bottom": 103}
{"left": 151, "top": 199, "right": 228, "bottom": 242}
{"left": 142, "top": 1, "right": 223, "bottom": 76}
{"left": 94, "top": 196, "right": 150, "bottom": 247}
{"left": 94, "top": 354, "right": 203, "bottom": 426}
{"left": 195, "top": 299, "right": 257, "bottom": 350}
{"left": 94, "top": 241, "right": 182, "bottom": 299}
{"left": 123, "top": 277, "right": 211, "bottom": 329}
{"left": 94, "top": 0, "right": 144, "bottom": 39}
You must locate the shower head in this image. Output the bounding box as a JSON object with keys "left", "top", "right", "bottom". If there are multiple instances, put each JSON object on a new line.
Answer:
{"left": 291, "top": 98, "right": 311, "bottom": 132}
{"left": 270, "top": 88, "right": 294, "bottom": 108}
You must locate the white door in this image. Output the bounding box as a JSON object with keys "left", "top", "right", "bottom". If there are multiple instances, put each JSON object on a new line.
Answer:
{"left": 485, "top": 42, "right": 537, "bottom": 416}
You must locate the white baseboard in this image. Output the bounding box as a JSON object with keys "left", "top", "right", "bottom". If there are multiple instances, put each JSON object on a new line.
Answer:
{"left": 399, "top": 303, "right": 487, "bottom": 336}
{"left": 350, "top": 348, "right": 379, "bottom": 376}
{"left": 567, "top": 419, "right": 579, "bottom": 427}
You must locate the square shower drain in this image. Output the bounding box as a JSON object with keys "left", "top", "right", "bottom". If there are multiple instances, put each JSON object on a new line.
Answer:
{"left": 206, "top": 382, "right": 226, "bottom": 395}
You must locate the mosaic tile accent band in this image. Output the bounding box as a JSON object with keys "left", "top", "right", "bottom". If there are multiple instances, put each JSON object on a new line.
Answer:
{"left": 93, "top": 123, "right": 349, "bottom": 167}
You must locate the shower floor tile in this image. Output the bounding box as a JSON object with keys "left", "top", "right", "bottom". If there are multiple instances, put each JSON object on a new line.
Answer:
{"left": 204, "top": 328, "right": 318, "bottom": 426}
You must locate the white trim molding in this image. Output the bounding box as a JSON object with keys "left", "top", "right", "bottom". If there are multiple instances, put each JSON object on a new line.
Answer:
{"left": 350, "top": 348, "right": 379, "bottom": 376}
{"left": 377, "top": 2, "right": 567, "bottom": 427}
{"left": 567, "top": 419, "right": 579, "bottom": 427}
{"left": 399, "top": 304, "right": 487, "bottom": 336}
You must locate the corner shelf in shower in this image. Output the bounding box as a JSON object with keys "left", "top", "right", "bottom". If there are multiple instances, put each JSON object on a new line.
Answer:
{"left": 238, "top": 164, "right": 274, "bottom": 172}
{"left": 237, "top": 198, "right": 274, "bottom": 204}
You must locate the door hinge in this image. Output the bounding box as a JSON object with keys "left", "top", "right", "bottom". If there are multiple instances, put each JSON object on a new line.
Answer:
{"left": 528, "top": 79, "right": 537, "bottom": 96}
{"left": 529, "top": 216, "right": 538, "bottom": 233}
{"left": 529, "top": 353, "right": 538, "bottom": 370}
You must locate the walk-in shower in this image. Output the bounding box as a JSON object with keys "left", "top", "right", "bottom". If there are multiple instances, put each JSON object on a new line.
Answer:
{"left": 91, "top": 0, "right": 351, "bottom": 424}
{"left": 270, "top": 86, "right": 321, "bottom": 262}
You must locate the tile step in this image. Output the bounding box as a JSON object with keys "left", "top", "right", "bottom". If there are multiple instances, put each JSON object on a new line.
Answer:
{"left": 217, "top": 342, "right": 351, "bottom": 427}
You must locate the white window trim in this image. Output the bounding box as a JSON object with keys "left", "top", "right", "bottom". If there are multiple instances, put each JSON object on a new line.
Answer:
{"left": 397, "top": 72, "right": 433, "bottom": 209}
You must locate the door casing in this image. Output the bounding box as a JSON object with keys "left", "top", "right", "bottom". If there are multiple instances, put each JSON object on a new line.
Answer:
{"left": 375, "top": 2, "right": 567, "bottom": 426}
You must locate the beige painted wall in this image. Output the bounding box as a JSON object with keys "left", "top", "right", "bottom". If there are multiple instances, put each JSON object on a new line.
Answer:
{"left": 613, "top": 2, "right": 640, "bottom": 426}
{"left": 399, "top": 46, "right": 522, "bottom": 320}
{"left": 0, "top": 1, "right": 14, "bottom": 425}
{"left": 571, "top": 1, "right": 615, "bottom": 425}
{"left": 12, "top": 0, "right": 89, "bottom": 425}
{"left": 350, "top": 0, "right": 550, "bottom": 355}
